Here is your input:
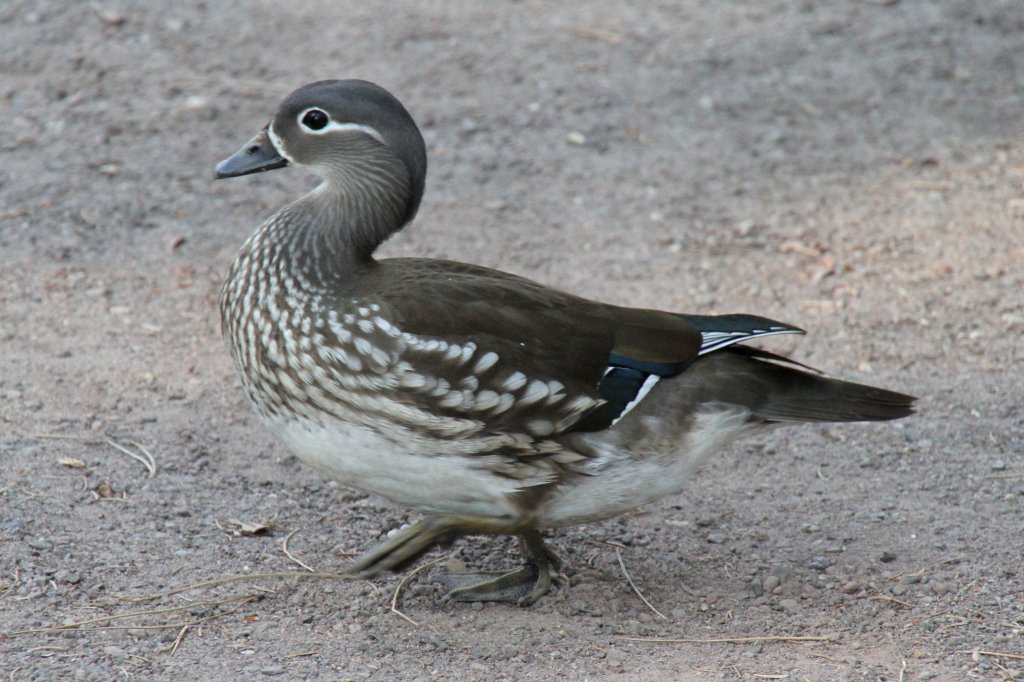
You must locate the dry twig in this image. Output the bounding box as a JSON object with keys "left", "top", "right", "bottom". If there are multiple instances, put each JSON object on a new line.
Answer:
{"left": 122, "top": 570, "right": 346, "bottom": 603}
{"left": 11, "top": 594, "right": 255, "bottom": 634}
{"left": 390, "top": 556, "right": 447, "bottom": 627}
{"left": 286, "top": 650, "right": 319, "bottom": 659}
{"left": 619, "top": 634, "right": 836, "bottom": 645}
{"left": 895, "top": 556, "right": 965, "bottom": 581}
{"left": 573, "top": 27, "right": 624, "bottom": 45}
{"left": 161, "top": 624, "right": 190, "bottom": 656}
{"left": 614, "top": 547, "right": 670, "bottom": 621}
{"left": 958, "top": 650, "right": 1024, "bottom": 662}
{"left": 869, "top": 593, "right": 912, "bottom": 608}
{"left": 115, "top": 439, "right": 157, "bottom": 478}
{"left": 29, "top": 433, "right": 156, "bottom": 478}
{"left": 983, "top": 472, "right": 1024, "bottom": 480}
{"left": 282, "top": 529, "right": 316, "bottom": 573}
{"left": 158, "top": 596, "right": 256, "bottom": 654}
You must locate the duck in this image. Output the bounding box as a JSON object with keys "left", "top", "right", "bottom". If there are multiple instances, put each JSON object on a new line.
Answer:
{"left": 215, "top": 79, "right": 915, "bottom": 606}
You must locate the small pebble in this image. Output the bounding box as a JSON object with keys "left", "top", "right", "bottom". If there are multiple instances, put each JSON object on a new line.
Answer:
{"left": 102, "top": 646, "right": 127, "bottom": 660}
{"left": 566, "top": 131, "right": 587, "bottom": 146}
{"left": 808, "top": 555, "right": 831, "bottom": 571}
{"left": 779, "top": 598, "right": 800, "bottom": 611}
{"left": 1001, "top": 312, "right": 1024, "bottom": 326}
{"left": 762, "top": 575, "right": 781, "bottom": 592}
{"left": 878, "top": 551, "right": 897, "bottom": 563}
{"left": 260, "top": 666, "right": 285, "bottom": 676}
{"left": 694, "top": 514, "right": 715, "bottom": 527}
{"left": 605, "top": 646, "right": 624, "bottom": 667}
{"left": 842, "top": 581, "right": 861, "bottom": 594}
{"left": 93, "top": 6, "right": 126, "bottom": 26}
{"left": 410, "top": 583, "right": 433, "bottom": 597}
{"left": 184, "top": 95, "right": 209, "bottom": 111}
{"left": 706, "top": 532, "right": 727, "bottom": 544}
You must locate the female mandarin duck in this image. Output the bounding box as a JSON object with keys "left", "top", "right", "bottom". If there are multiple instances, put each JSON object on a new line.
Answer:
{"left": 216, "top": 80, "right": 914, "bottom": 605}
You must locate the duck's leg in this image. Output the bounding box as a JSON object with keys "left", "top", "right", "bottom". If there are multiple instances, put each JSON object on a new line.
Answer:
{"left": 347, "top": 518, "right": 560, "bottom": 606}
{"left": 346, "top": 516, "right": 465, "bottom": 576}
{"left": 442, "top": 529, "right": 560, "bottom": 606}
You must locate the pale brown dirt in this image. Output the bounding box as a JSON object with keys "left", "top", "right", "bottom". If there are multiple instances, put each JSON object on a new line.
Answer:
{"left": 2, "top": 2, "right": 1023, "bottom": 680}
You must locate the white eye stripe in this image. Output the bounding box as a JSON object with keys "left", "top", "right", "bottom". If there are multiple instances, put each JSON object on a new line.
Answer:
{"left": 296, "top": 108, "right": 386, "bottom": 144}
{"left": 266, "top": 122, "right": 293, "bottom": 163}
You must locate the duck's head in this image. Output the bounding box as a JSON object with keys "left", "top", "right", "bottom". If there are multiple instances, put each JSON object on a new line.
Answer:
{"left": 216, "top": 79, "right": 427, "bottom": 228}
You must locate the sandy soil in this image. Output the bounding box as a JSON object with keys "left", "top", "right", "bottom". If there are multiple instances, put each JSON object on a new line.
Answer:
{"left": 2, "top": 1, "right": 1023, "bottom": 679}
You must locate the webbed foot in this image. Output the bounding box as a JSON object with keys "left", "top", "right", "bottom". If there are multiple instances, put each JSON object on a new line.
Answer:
{"left": 441, "top": 530, "right": 560, "bottom": 606}
{"left": 347, "top": 519, "right": 559, "bottom": 606}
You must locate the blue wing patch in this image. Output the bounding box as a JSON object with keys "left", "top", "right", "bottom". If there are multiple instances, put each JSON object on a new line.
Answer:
{"left": 575, "top": 365, "right": 661, "bottom": 431}
{"left": 574, "top": 314, "right": 804, "bottom": 432}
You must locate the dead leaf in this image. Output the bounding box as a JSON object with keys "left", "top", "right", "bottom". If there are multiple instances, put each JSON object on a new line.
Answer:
{"left": 779, "top": 239, "right": 823, "bottom": 257}
{"left": 226, "top": 518, "right": 274, "bottom": 536}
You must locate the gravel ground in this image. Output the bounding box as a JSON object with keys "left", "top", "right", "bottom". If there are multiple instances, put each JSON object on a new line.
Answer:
{"left": 2, "top": 1, "right": 1023, "bottom": 680}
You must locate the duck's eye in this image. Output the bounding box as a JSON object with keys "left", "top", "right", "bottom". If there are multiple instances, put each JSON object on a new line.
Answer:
{"left": 301, "top": 109, "right": 329, "bottom": 131}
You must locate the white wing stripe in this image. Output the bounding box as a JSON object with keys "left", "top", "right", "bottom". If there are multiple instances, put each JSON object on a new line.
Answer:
{"left": 698, "top": 327, "right": 800, "bottom": 355}
{"left": 610, "top": 375, "right": 660, "bottom": 427}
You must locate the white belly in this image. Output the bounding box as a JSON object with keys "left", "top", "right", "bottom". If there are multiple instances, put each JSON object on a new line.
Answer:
{"left": 271, "top": 416, "right": 523, "bottom": 520}
{"left": 268, "top": 408, "right": 762, "bottom": 531}
{"left": 535, "top": 409, "right": 762, "bottom": 527}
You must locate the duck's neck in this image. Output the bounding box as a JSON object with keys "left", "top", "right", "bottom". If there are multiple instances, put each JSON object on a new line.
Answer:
{"left": 273, "top": 151, "right": 415, "bottom": 282}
